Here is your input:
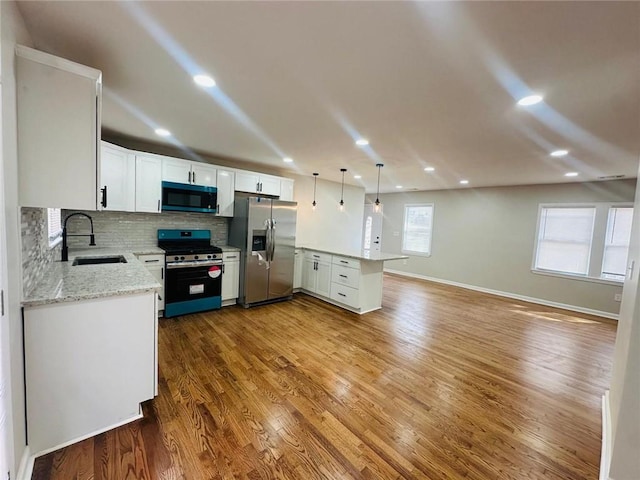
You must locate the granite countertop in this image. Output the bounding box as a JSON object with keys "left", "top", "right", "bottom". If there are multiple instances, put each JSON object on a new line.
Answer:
{"left": 296, "top": 246, "right": 408, "bottom": 262}
{"left": 23, "top": 248, "right": 162, "bottom": 308}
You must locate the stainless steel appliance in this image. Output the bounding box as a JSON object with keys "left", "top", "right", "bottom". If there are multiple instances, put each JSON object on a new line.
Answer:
{"left": 229, "top": 195, "right": 297, "bottom": 306}
{"left": 158, "top": 229, "right": 223, "bottom": 317}
{"left": 161, "top": 181, "right": 218, "bottom": 213}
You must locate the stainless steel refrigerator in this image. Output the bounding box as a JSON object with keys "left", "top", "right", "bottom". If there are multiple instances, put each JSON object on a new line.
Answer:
{"left": 229, "top": 195, "right": 297, "bottom": 306}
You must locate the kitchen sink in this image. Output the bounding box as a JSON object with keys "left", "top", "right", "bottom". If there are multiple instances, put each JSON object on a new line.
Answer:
{"left": 72, "top": 255, "right": 127, "bottom": 266}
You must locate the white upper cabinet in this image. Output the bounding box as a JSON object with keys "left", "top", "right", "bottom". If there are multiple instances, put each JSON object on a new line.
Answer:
{"left": 99, "top": 142, "right": 135, "bottom": 212}
{"left": 235, "top": 170, "right": 281, "bottom": 197}
{"left": 135, "top": 154, "right": 162, "bottom": 213}
{"left": 280, "top": 179, "right": 295, "bottom": 201}
{"left": 16, "top": 45, "right": 102, "bottom": 210}
{"left": 216, "top": 169, "right": 235, "bottom": 217}
{"left": 162, "top": 156, "right": 217, "bottom": 187}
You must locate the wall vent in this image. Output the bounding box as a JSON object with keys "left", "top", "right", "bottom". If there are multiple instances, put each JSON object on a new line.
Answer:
{"left": 598, "top": 175, "right": 626, "bottom": 180}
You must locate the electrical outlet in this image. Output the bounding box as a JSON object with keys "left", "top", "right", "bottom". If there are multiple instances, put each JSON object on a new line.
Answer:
{"left": 614, "top": 293, "right": 622, "bottom": 302}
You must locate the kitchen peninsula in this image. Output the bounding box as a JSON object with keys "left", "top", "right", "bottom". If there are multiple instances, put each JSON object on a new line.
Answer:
{"left": 296, "top": 247, "right": 407, "bottom": 314}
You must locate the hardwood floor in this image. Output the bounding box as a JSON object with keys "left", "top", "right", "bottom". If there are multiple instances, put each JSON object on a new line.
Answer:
{"left": 31, "top": 274, "right": 617, "bottom": 479}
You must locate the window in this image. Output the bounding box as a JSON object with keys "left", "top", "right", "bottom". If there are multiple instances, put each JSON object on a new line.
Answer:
{"left": 533, "top": 204, "right": 634, "bottom": 283}
{"left": 602, "top": 207, "right": 634, "bottom": 281}
{"left": 47, "top": 208, "right": 62, "bottom": 247}
{"left": 535, "top": 206, "right": 596, "bottom": 275}
{"left": 402, "top": 204, "right": 434, "bottom": 256}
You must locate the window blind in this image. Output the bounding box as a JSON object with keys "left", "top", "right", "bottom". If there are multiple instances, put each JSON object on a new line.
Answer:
{"left": 602, "top": 207, "right": 634, "bottom": 280}
{"left": 402, "top": 204, "right": 434, "bottom": 255}
{"left": 48, "top": 208, "right": 62, "bottom": 245}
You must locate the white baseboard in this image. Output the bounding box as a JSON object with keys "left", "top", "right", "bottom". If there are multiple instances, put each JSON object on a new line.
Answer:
{"left": 15, "top": 445, "right": 33, "bottom": 480}
{"left": 600, "top": 391, "right": 612, "bottom": 480}
{"left": 384, "top": 269, "right": 619, "bottom": 320}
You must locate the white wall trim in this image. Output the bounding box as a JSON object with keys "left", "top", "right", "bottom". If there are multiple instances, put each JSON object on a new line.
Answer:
{"left": 15, "top": 445, "right": 32, "bottom": 480}
{"left": 384, "top": 269, "right": 619, "bottom": 320}
{"left": 600, "top": 391, "right": 612, "bottom": 480}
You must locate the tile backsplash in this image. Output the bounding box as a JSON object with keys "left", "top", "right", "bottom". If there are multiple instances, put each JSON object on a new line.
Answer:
{"left": 21, "top": 207, "right": 61, "bottom": 297}
{"left": 63, "top": 210, "right": 229, "bottom": 249}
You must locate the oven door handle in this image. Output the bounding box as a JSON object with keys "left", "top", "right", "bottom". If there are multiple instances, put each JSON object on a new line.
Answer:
{"left": 166, "top": 261, "right": 223, "bottom": 269}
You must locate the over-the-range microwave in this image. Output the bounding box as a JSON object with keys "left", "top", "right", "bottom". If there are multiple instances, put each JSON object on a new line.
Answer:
{"left": 161, "top": 181, "right": 218, "bottom": 214}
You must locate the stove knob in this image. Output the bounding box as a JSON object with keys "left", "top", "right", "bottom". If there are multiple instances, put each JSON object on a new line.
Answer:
{"left": 174, "top": 256, "right": 179, "bottom": 261}
{"left": 180, "top": 256, "right": 185, "bottom": 260}
{"left": 194, "top": 255, "right": 199, "bottom": 260}
{"left": 207, "top": 255, "right": 212, "bottom": 259}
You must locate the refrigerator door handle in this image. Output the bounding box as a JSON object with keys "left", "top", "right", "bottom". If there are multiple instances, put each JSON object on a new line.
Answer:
{"left": 269, "top": 221, "right": 276, "bottom": 261}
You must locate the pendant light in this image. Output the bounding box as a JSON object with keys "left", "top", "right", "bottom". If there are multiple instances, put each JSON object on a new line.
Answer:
{"left": 312, "top": 172, "right": 319, "bottom": 211}
{"left": 339, "top": 168, "right": 347, "bottom": 211}
{"left": 374, "top": 163, "right": 383, "bottom": 212}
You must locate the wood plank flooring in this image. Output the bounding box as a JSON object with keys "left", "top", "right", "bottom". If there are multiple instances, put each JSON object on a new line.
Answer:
{"left": 32, "top": 274, "right": 617, "bottom": 479}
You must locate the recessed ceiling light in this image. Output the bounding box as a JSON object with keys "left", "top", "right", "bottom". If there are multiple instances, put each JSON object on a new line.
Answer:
{"left": 395, "top": 185, "right": 403, "bottom": 189}
{"left": 565, "top": 172, "right": 579, "bottom": 177}
{"left": 355, "top": 138, "right": 369, "bottom": 146}
{"left": 517, "top": 94, "right": 543, "bottom": 106}
{"left": 460, "top": 180, "right": 469, "bottom": 185}
{"left": 154, "top": 128, "right": 171, "bottom": 137}
{"left": 283, "top": 157, "right": 293, "bottom": 163}
{"left": 353, "top": 175, "right": 362, "bottom": 179}
{"left": 193, "top": 74, "right": 216, "bottom": 87}
{"left": 424, "top": 167, "right": 435, "bottom": 172}
{"left": 550, "top": 149, "right": 569, "bottom": 157}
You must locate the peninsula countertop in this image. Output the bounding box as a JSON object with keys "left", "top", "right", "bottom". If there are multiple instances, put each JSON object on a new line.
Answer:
{"left": 296, "top": 246, "right": 408, "bottom": 262}
{"left": 22, "top": 248, "right": 162, "bottom": 308}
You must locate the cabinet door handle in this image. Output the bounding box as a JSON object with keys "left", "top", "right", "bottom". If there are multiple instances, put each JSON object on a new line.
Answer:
{"left": 340, "top": 260, "right": 348, "bottom": 264}
{"left": 161, "top": 267, "right": 164, "bottom": 280}
{"left": 100, "top": 185, "right": 108, "bottom": 208}
{"left": 338, "top": 292, "right": 346, "bottom": 297}
{"left": 217, "top": 204, "right": 220, "bottom": 214}
{"left": 313, "top": 255, "right": 320, "bottom": 258}
{"left": 339, "top": 274, "right": 347, "bottom": 278}
{"left": 144, "top": 259, "right": 160, "bottom": 263}
{"left": 157, "top": 199, "right": 161, "bottom": 212}
{"left": 256, "top": 181, "right": 260, "bottom": 192}
{"left": 188, "top": 171, "right": 192, "bottom": 183}
{"left": 222, "top": 264, "right": 225, "bottom": 274}
{"left": 193, "top": 172, "right": 197, "bottom": 184}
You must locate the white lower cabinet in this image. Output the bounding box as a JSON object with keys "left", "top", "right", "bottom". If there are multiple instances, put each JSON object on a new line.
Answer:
{"left": 24, "top": 292, "right": 157, "bottom": 454}
{"left": 300, "top": 250, "right": 385, "bottom": 314}
{"left": 293, "top": 249, "right": 303, "bottom": 290}
{"left": 136, "top": 254, "right": 165, "bottom": 312}
{"left": 302, "top": 251, "right": 331, "bottom": 297}
{"left": 222, "top": 251, "right": 240, "bottom": 305}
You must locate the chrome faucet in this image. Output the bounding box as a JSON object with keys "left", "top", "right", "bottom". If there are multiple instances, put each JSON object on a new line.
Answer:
{"left": 61, "top": 213, "right": 96, "bottom": 261}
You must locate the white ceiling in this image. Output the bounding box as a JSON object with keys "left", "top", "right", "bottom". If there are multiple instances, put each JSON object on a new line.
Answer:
{"left": 16, "top": 1, "right": 640, "bottom": 193}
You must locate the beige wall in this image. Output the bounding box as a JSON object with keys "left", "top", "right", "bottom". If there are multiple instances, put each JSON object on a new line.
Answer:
{"left": 1, "top": 0, "right": 33, "bottom": 473}
{"left": 374, "top": 179, "right": 636, "bottom": 316}
{"left": 293, "top": 175, "right": 364, "bottom": 253}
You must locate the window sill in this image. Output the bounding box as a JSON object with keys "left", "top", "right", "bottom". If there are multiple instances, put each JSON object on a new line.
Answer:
{"left": 531, "top": 269, "right": 624, "bottom": 286}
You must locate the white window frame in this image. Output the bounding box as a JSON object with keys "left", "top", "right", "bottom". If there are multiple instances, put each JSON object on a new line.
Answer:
{"left": 532, "top": 202, "right": 633, "bottom": 285}
{"left": 47, "top": 208, "right": 63, "bottom": 247}
{"left": 401, "top": 203, "right": 434, "bottom": 257}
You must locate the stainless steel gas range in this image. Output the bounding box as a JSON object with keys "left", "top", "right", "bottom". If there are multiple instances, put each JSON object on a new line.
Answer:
{"left": 158, "top": 229, "right": 223, "bottom": 318}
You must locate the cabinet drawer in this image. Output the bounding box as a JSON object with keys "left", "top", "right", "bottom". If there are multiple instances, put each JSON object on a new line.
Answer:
{"left": 304, "top": 250, "right": 331, "bottom": 264}
{"left": 223, "top": 251, "right": 240, "bottom": 261}
{"left": 136, "top": 254, "right": 164, "bottom": 265}
{"left": 330, "top": 283, "right": 359, "bottom": 309}
{"left": 331, "top": 264, "right": 360, "bottom": 289}
{"left": 332, "top": 255, "right": 360, "bottom": 270}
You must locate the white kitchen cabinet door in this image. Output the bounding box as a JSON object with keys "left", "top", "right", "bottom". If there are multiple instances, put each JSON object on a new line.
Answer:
{"left": 136, "top": 254, "right": 165, "bottom": 312}
{"left": 221, "top": 256, "right": 240, "bottom": 305}
{"left": 316, "top": 261, "right": 332, "bottom": 297}
{"left": 135, "top": 155, "right": 162, "bottom": 213}
{"left": 280, "top": 179, "right": 295, "bottom": 201}
{"left": 302, "top": 257, "right": 317, "bottom": 292}
{"left": 24, "top": 293, "right": 156, "bottom": 454}
{"left": 216, "top": 169, "right": 235, "bottom": 217}
{"left": 17, "top": 46, "right": 101, "bottom": 210}
{"left": 99, "top": 142, "right": 135, "bottom": 212}
{"left": 260, "top": 174, "right": 281, "bottom": 197}
{"left": 293, "top": 249, "right": 303, "bottom": 289}
{"left": 191, "top": 163, "right": 217, "bottom": 187}
{"left": 162, "top": 157, "right": 192, "bottom": 184}
{"left": 235, "top": 171, "right": 260, "bottom": 194}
